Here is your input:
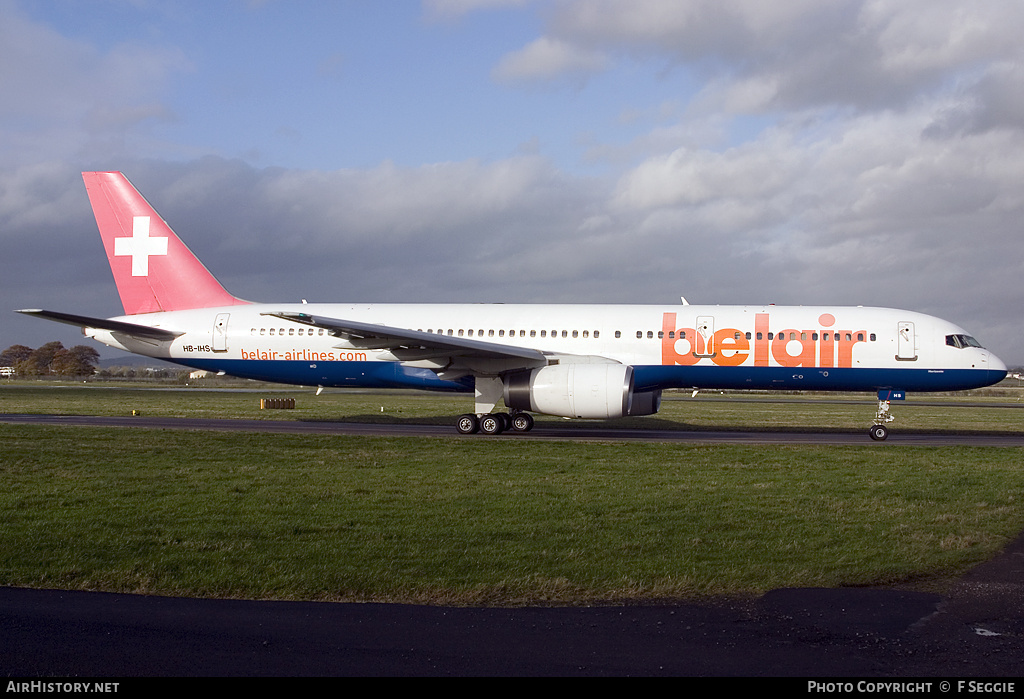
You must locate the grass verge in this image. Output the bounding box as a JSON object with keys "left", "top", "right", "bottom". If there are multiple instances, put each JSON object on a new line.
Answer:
{"left": 2, "top": 423, "right": 1021, "bottom": 605}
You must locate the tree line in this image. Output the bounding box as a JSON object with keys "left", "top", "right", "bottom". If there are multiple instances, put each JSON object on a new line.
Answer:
{"left": 1, "top": 342, "right": 100, "bottom": 376}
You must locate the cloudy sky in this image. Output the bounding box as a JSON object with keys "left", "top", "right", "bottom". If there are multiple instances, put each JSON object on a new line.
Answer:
{"left": 3, "top": 0, "right": 1023, "bottom": 363}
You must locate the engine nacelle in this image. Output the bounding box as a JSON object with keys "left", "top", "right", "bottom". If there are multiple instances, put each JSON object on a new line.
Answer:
{"left": 628, "top": 388, "right": 662, "bottom": 417}
{"left": 504, "top": 364, "right": 659, "bottom": 419}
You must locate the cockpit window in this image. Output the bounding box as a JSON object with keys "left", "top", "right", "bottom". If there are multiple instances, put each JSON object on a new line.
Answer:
{"left": 946, "top": 334, "right": 984, "bottom": 349}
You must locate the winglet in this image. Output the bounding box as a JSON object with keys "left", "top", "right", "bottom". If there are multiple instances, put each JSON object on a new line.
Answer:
{"left": 82, "top": 171, "right": 249, "bottom": 315}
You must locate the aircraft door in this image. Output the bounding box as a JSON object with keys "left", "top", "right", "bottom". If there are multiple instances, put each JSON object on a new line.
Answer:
{"left": 896, "top": 321, "right": 917, "bottom": 361}
{"left": 694, "top": 316, "right": 716, "bottom": 358}
{"left": 213, "top": 313, "right": 230, "bottom": 352}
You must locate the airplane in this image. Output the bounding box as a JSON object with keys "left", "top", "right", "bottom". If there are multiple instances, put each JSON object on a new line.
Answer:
{"left": 17, "top": 171, "right": 1008, "bottom": 440}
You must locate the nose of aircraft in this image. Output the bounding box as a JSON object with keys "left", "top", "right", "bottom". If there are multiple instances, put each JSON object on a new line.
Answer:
{"left": 987, "top": 350, "right": 1008, "bottom": 377}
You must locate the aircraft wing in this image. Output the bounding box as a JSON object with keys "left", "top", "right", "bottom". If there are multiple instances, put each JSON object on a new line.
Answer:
{"left": 263, "top": 311, "right": 548, "bottom": 363}
{"left": 15, "top": 309, "right": 183, "bottom": 342}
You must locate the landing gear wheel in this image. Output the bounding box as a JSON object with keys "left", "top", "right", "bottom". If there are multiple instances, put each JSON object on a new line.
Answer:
{"left": 869, "top": 424, "right": 888, "bottom": 441}
{"left": 456, "top": 414, "right": 479, "bottom": 434}
{"left": 479, "top": 413, "right": 505, "bottom": 435}
{"left": 510, "top": 413, "right": 535, "bottom": 432}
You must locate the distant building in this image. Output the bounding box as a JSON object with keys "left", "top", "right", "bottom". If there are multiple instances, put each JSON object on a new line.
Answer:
{"left": 0, "top": 367, "right": 14, "bottom": 377}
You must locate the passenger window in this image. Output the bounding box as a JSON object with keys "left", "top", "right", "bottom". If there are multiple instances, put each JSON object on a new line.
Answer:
{"left": 540, "top": 330, "right": 546, "bottom": 337}
{"left": 530, "top": 330, "right": 536, "bottom": 337}
{"left": 499, "top": 330, "right": 505, "bottom": 337}
{"left": 594, "top": 331, "right": 600, "bottom": 339}
{"left": 870, "top": 333, "right": 876, "bottom": 341}
{"left": 562, "top": 330, "right": 567, "bottom": 338}
{"left": 572, "top": 330, "right": 578, "bottom": 338}
{"left": 614, "top": 331, "right": 621, "bottom": 338}
{"left": 636, "top": 331, "right": 643, "bottom": 339}
{"left": 583, "top": 330, "right": 589, "bottom": 338}
{"left": 647, "top": 331, "right": 654, "bottom": 339}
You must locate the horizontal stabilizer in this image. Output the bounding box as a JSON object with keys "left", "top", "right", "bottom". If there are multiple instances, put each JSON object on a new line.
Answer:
{"left": 15, "top": 309, "right": 183, "bottom": 342}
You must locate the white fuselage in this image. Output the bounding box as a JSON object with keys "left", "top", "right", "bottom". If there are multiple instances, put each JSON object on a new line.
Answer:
{"left": 87, "top": 302, "right": 1006, "bottom": 394}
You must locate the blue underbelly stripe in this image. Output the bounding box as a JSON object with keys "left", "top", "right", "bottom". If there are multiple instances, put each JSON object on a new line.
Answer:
{"left": 169, "top": 359, "right": 1004, "bottom": 394}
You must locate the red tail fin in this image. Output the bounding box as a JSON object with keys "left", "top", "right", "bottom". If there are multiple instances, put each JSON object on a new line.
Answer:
{"left": 82, "top": 171, "right": 248, "bottom": 315}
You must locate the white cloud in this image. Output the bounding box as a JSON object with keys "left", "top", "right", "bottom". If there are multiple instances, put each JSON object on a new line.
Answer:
{"left": 423, "top": 0, "right": 534, "bottom": 20}
{"left": 0, "top": 2, "right": 189, "bottom": 165}
{"left": 612, "top": 133, "right": 804, "bottom": 211}
{"left": 505, "top": 1, "right": 1024, "bottom": 112}
{"left": 492, "top": 37, "right": 609, "bottom": 84}
{"left": 602, "top": 99, "right": 1024, "bottom": 348}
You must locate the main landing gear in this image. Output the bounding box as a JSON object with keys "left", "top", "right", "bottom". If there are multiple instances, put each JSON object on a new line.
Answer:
{"left": 460, "top": 375, "right": 535, "bottom": 435}
{"left": 456, "top": 411, "right": 535, "bottom": 435}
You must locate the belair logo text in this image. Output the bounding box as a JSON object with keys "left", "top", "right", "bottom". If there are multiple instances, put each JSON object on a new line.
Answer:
{"left": 661, "top": 312, "right": 869, "bottom": 368}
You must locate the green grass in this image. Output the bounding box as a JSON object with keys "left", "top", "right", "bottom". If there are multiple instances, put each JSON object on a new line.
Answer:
{"left": 1, "top": 422, "right": 1022, "bottom": 605}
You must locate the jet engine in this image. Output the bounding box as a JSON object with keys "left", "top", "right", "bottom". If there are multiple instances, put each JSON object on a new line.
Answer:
{"left": 504, "top": 364, "right": 661, "bottom": 419}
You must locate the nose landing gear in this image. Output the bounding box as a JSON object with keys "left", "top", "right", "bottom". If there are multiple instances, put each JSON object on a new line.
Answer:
{"left": 869, "top": 390, "right": 903, "bottom": 441}
{"left": 869, "top": 421, "right": 890, "bottom": 441}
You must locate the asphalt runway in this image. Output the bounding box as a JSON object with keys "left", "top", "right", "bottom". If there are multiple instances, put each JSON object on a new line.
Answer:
{"left": 2, "top": 532, "right": 1022, "bottom": 677}
{"left": 5, "top": 412, "right": 1024, "bottom": 445}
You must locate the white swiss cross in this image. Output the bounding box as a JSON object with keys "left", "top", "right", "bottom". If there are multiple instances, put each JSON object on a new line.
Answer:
{"left": 114, "top": 216, "right": 168, "bottom": 277}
